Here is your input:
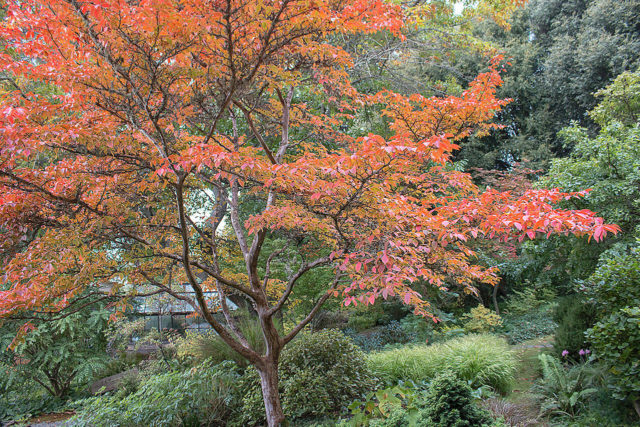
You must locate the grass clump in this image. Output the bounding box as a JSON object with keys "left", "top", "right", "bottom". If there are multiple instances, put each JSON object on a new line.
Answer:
{"left": 368, "top": 334, "right": 516, "bottom": 394}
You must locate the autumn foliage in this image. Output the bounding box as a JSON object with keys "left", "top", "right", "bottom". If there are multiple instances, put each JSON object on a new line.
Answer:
{"left": 0, "top": 0, "right": 619, "bottom": 424}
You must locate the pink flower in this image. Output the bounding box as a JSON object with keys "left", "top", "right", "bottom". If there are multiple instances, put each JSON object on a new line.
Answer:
{"left": 585, "top": 349, "right": 591, "bottom": 354}
{"left": 562, "top": 350, "right": 569, "bottom": 357}
{"left": 579, "top": 349, "right": 585, "bottom": 356}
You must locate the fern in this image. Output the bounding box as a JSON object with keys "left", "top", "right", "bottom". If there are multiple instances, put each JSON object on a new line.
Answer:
{"left": 536, "top": 354, "right": 600, "bottom": 418}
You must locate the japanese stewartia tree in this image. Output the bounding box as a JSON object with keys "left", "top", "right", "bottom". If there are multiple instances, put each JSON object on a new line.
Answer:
{"left": 0, "top": 0, "right": 619, "bottom": 424}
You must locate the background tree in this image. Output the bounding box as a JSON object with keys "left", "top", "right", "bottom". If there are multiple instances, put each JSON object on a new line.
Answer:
{"left": 343, "top": 0, "right": 527, "bottom": 97}
{"left": 456, "top": 0, "right": 640, "bottom": 170}
{"left": 515, "top": 71, "right": 640, "bottom": 291}
{"left": 0, "top": 0, "right": 619, "bottom": 424}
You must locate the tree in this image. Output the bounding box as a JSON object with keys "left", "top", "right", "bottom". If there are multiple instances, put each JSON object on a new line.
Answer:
{"left": 342, "top": 0, "right": 528, "bottom": 98}
{"left": 455, "top": 0, "right": 640, "bottom": 170}
{"left": 518, "top": 70, "right": 640, "bottom": 290}
{"left": 0, "top": 1, "right": 619, "bottom": 424}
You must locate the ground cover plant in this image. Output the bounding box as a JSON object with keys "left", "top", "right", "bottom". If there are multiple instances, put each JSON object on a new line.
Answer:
{"left": 501, "top": 304, "right": 557, "bottom": 344}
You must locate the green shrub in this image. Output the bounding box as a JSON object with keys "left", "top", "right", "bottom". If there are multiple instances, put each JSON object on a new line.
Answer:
{"left": 343, "top": 328, "right": 386, "bottom": 352}
{"left": 462, "top": 305, "right": 503, "bottom": 333}
{"left": 553, "top": 295, "right": 597, "bottom": 359}
{"left": 432, "top": 325, "right": 466, "bottom": 342}
{"left": 346, "top": 302, "right": 409, "bottom": 332}
{"left": 422, "top": 371, "right": 493, "bottom": 426}
{"left": 233, "top": 329, "right": 376, "bottom": 426}
{"left": 71, "top": 360, "right": 240, "bottom": 426}
{"left": 345, "top": 321, "right": 417, "bottom": 352}
{"left": 367, "top": 405, "right": 431, "bottom": 427}
{"left": 562, "top": 387, "right": 638, "bottom": 426}
{"left": 399, "top": 314, "right": 435, "bottom": 343}
{"left": 347, "top": 305, "right": 385, "bottom": 331}
{"left": 348, "top": 375, "right": 495, "bottom": 427}
{"left": 584, "top": 248, "right": 640, "bottom": 405}
{"left": 368, "top": 334, "right": 516, "bottom": 394}
{"left": 0, "top": 307, "right": 110, "bottom": 399}
{"left": 588, "top": 307, "right": 640, "bottom": 402}
{"left": 0, "top": 367, "right": 68, "bottom": 421}
{"left": 348, "top": 382, "right": 425, "bottom": 426}
{"left": 504, "top": 285, "right": 556, "bottom": 316}
{"left": 311, "top": 310, "right": 348, "bottom": 331}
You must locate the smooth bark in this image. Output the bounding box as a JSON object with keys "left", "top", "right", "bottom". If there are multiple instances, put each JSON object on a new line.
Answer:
{"left": 258, "top": 361, "right": 285, "bottom": 427}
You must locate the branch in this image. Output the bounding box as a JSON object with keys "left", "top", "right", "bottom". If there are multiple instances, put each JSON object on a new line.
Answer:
{"left": 262, "top": 246, "right": 288, "bottom": 288}
{"left": 115, "top": 226, "right": 256, "bottom": 297}
{"left": 282, "top": 271, "right": 342, "bottom": 344}
{"left": 268, "top": 256, "right": 332, "bottom": 316}
{"left": 174, "top": 175, "right": 258, "bottom": 361}
{"left": 275, "top": 87, "right": 294, "bottom": 162}
{"left": 138, "top": 270, "right": 200, "bottom": 313}
{"left": 233, "top": 100, "right": 277, "bottom": 164}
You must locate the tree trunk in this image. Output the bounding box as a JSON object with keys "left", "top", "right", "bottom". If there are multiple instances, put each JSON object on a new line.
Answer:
{"left": 492, "top": 282, "right": 500, "bottom": 315}
{"left": 258, "top": 362, "right": 285, "bottom": 427}
{"left": 633, "top": 398, "right": 640, "bottom": 420}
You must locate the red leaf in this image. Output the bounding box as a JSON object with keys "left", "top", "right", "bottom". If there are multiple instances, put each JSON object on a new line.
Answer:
{"left": 381, "top": 252, "right": 389, "bottom": 265}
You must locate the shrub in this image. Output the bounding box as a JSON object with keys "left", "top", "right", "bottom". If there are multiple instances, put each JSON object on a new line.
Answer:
{"left": 0, "top": 307, "right": 110, "bottom": 399}
{"left": 368, "top": 334, "right": 516, "bottom": 394}
{"left": 346, "top": 302, "right": 410, "bottom": 333}
{"left": 71, "top": 360, "right": 240, "bottom": 426}
{"left": 379, "top": 321, "right": 416, "bottom": 345}
{"left": 422, "top": 370, "right": 493, "bottom": 426}
{"left": 343, "top": 328, "right": 385, "bottom": 352}
{"left": 584, "top": 248, "right": 640, "bottom": 407}
{"left": 345, "top": 329, "right": 386, "bottom": 352}
{"left": 0, "top": 367, "right": 67, "bottom": 422}
{"left": 504, "top": 285, "right": 556, "bottom": 316}
{"left": 588, "top": 307, "right": 640, "bottom": 402}
{"left": 563, "top": 387, "right": 638, "bottom": 426}
{"left": 347, "top": 304, "right": 386, "bottom": 331}
{"left": 310, "top": 310, "right": 348, "bottom": 331}
{"left": 367, "top": 405, "right": 431, "bottom": 427}
{"left": 432, "top": 325, "right": 466, "bottom": 342}
{"left": 399, "top": 314, "right": 435, "bottom": 343}
{"left": 348, "top": 382, "right": 424, "bottom": 426}
{"left": 349, "top": 375, "right": 495, "bottom": 427}
{"left": 233, "top": 330, "right": 376, "bottom": 426}
{"left": 553, "top": 295, "right": 597, "bottom": 359}
{"left": 462, "top": 305, "right": 503, "bottom": 333}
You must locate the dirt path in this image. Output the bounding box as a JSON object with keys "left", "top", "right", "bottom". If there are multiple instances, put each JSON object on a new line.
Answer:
{"left": 3, "top": 412, "right": 74, "bottom": 427}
